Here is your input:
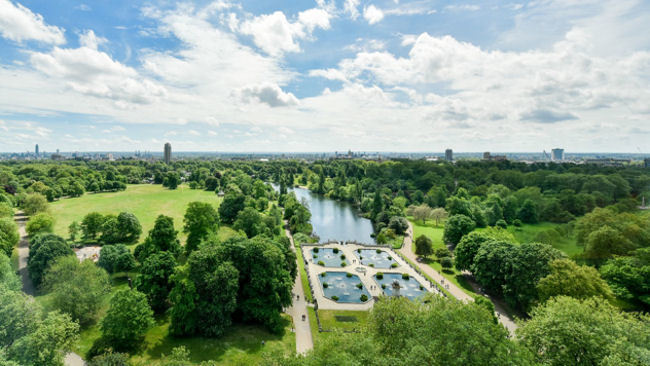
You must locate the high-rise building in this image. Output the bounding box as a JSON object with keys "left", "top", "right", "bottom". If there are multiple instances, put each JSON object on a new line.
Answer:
{"left": 35, "top": 144, "right": 39, "bottom": 157}
{"left": 551, "top": 148, "right": 564, "bottom": 162}
{"left": 445, "top": 149, "right": 453, "bottom": 162}
{"left": 644, "top": 158, "right": 650, "bottom": 168}
{"left": 164, "top": 142, "right": 172, "bottom": 164}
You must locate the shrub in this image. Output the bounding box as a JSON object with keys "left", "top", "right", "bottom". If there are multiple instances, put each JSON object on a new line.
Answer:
{"left": 323, "top": 283, "right": 329, "bottom": 288}
{"left": 331, "top": 295, "right": 339, "bottom": 301}
{"left": 376, "top": 249, "right": 381, "bottom": 254}
{"left": 356, "top": 283, "right": 363, "bottom": 289}
{"left": 513, "top": 219, "right": 522, "bottom": 227}
{"left": 376, "top": 272, "right": 384, "bottom": 280}
{"left": 313, "top": 248, "right": 319, "bottom": 253}
{"left": 381, "top": 284, "right": 386, "bottom": 289}
{"left": 318, "top": 260, "right": 324, "bottom": 266}
{"left": 357, "top": 249, "right": 361, "bottom": 253}
{"left": 320, "top": 272, "right": 326, "bottom": 277}
{"left": 360, "top": 294, "right": 368, "bottom": 302}
{"left": 346, "top": 273, "right": 352, "bottom": 278}
{"left": 402, "top": 273, "right": 410, "bottom": 280}
{"left": 26, "top": 213, "right": 55, "bottom": 237}
{"left": 419, "top": 285, "right": 425, "bottom": 290}
{"left": 341, "top": 262, "right": 346, "bottom": 267}
{"left": 496, "top": 219, "right": 507, "bottom": 229}
{"left": 391, "top": 263, "right": 398, "bottom": 268}
{"left": 333, "top": 248, "right": 339, "bottom": 254}
{"left": 340, "top": 254, "right": 346, "bottom": 260}
{"left": 369, "top": 263, "right": 375, "bottom": 268}
{"left": 441, "top": 257, "right": 453, "bottom": 269}
{"left": 313, "top": 255, "right": 318, "bottom": 258}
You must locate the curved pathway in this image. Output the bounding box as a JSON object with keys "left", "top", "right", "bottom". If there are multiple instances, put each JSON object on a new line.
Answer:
{"left": 399, "top": 221, "right": 517, "bottom": 334}
{"left": 284, "top": 226, "right": 314, "bottom": 354}
{"left": 14, "top": 211, "right": 86, "bottom": 365}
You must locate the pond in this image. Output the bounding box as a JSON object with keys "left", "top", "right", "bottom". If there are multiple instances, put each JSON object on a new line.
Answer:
{"left": 319, "top": 271, "right": 371, "bottom": 303}
{"left": 312, "top": 248, "right": 347, "bottom": 268}
{"left": 282, "top": 186, "right": 376, "bottom": 244}
{"left": 354, "top": 249, "right": 398, "bottom": 269}
{"left": 374, "top": 272, "right": 428, "bottom": 301}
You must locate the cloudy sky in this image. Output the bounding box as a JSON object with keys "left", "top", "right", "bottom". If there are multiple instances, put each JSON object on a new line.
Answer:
{"left": 0, "top": 0, "right": 648, "bottom": 152}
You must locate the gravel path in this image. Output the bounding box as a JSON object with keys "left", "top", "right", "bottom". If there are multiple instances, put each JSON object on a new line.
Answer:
{"left": 284, "top": 226, "right": 314, "bottom": 354}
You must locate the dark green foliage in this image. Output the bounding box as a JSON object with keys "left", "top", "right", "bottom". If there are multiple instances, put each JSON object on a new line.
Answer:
{"left": 100, "top": 289, "right": 154, "bottom": 351}
{"left": 135, "top": 252, "right": 177, "bottom": 313}
{"left": 600, "top": 248, "right": 650, "bottom": 309}
{"left": 233, "top": 207, "right": 263, "bottom": 238}
{"left": 134, "top": 215, "right": 180, "bottom": 262}
{"left": 98, "top": 244, "right": 135, "bottom": 274}
{"left": 25, "top": 212, "right": 54, "bottom": 237}
{"left": 517, "top": 199, "right": 538, "bottom": 224}
{"left": 443, "top": 214, "right": 475, "bottom": 245}
{"left": 22, "top": 193, "right": 48, "bottom": 216}
{"left": 454, "top": 232, "right": 495, "bottom": 271}
{"left": 440, "top": 257, "right": 453, "bottom": 269}
{"left": 162, "top": 172, "right": 180, "bottom": 190}
{"left": 0, "top": 218, "right": 19, "bottom": 257}
{"left": 88, "top": 351, "right": 130, "bottom": 366}
{"left": 81, "top": 212, "right": 104, "bottom": 241}
{"left": 218, "top": 191, "right": 246, "bottom": 224}
{"left": 27, "top": 233, "right": 74, "bottom": 287}
{"left": 388, "top": 216, "right": 409, "bottom": 235}
{"left": 183, "top": 201, "right": 219, "bottom": 254}
{"left": 100, "top": 212, "right": 141, "bottom": 245}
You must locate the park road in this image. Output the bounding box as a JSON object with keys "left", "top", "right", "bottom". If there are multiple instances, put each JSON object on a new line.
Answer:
{"left": 284, "top": 225, "right": 314, "bottom": 354}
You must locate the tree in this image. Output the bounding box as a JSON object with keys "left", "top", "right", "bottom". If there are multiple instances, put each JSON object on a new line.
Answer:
{"left": 408, "top": 204, "right": 433, "bottom": 224}
{"left": 168, "top": 276, "right": 200, "bottom": 336}
{"left": 43, "top": 256, "right": 111, "bottom": 326}
{"left": 135, "top": 251, "right": 177, "bottom": 313}
{"left": 0, "top": 286, "right": 41, "bottom": 347}
{"left": 81, "top": 212, "right": 104, "bottom": 241}
{"left": 600, "top": 248, "right": 650, "bottom": 309}
{"left": 584, "top": 226, "right": 635, "bottom": 262}
{"left": 454, "top": 231, "right": 496, "bottom": 271}
{"left": 7, "top": 311, "right": 79, "bottom": 366}
{"left": 440, "top": 257, "right": 453, "bottom": 269}
{"left": 28, "top": 233, "right": 74, "bottom": 287}
{"left": 183, "top": 201, "right": 219, "bottom": 254}
{"left": 0, "top": 252, "right": 20, "bottom": 290}
{"left": 430, "top": 207, "right": 448, "bottom": 226}
{"left": 518, "top": 296, "right": 650, "bottom": 366}
{"left": 442, "top": 214, "right": 475, "bottom": 245}
{"left": 88, "top": 351, "right": 130, "bottom": 366}
{"left": 537, "top": 259, "right": 614, "bottom": 303}
{"left": 414, "top": 235, "right": 434, "bottom": 258}
{"left": 517, "top": 199, "right": 539, "bottom": 224}
{"left": 434, "top": 247, "right": 451, "bottom": 259}
{"left": 503, "top": 242, "right": 564, "bottom": 312}
{"left": 25, "top": 212, "right": 54, "bottom": 237}
{"left": 134, "top": 215, "right": 180, "bottom": 262}
{"left": 471, "top": 240, "right": 515, "bottom": 295}
{"left": 100, "top": 289, "right": 154, "bottom": 350}
{"left": 0, "top": 218, "right": 19, "bottom": 257}
{"left": 388, "top": 216, "right": 409, "bottom": 235}
{"left": 162, "top": 172, "right": 180, "bottom": 190}
{"left": 68, "top": 221, "right": 80, "bottom": 241}
{"left": 100, "top": 212, "right": 141, "bottom": 245}
{"left": 233, "top": 207, "right": 263, "bottom": 238}
{"left": 22, "top": 193, "right": 48, "bottom": 216}
{"left": 218, "top": 191, "right": 245, "bottom": 224}
{"left": 98, "top": 244, "right": 136, "bottom": 274}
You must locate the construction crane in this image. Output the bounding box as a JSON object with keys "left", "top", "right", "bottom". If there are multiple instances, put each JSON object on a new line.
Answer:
{"left": 543, "top": 150, "right": 550, "bottom": 161}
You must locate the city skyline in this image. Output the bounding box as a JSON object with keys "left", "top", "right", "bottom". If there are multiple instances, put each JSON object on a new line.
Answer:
{"left": 0, "top": 0, "right": 649, "bottom": 152}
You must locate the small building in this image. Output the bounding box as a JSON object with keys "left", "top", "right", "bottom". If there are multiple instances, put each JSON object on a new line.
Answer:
{"left": 644, "top": 158, "right": 650, "bottom": 168}
{"left": 483, "top": 152, "right": 507, "bottom": 161}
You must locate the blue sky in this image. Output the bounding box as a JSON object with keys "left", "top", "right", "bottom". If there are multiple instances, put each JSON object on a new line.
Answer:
{"left": 0, "top": 0, "right": 649, "bottom": 152}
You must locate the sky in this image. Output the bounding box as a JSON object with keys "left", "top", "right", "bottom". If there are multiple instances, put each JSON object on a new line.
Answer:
{"left": 0, "top": 0, "right": 649, "bottom": 153}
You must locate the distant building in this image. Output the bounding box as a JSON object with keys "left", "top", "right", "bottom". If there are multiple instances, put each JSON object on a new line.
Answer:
{"left": 35, "top": 144, "right": 39, "bottom": 157}
{"left": 585, "top": 158, "right": 630, "bottom": 167}
{"left": 164, "top": 142, "right": 172, "bottom": 164}
{"left": 645, "top": 158, "right": 650, "bottom": 168}
{"left": 551, "top": 148, "right": 564, "bottom": 162}
{"left": 445, "top": 149, "right": 453, "bottom": 162}
{"left": 483, "top": 152, "right": 507, "bottom": 161}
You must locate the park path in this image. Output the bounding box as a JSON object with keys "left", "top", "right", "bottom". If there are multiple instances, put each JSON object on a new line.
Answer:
{"left": 399, "top": 221, "right": 518, "bottom": 334}
{"left": 14, "top": 211, "right": 87, "bottom": 366}
{"left": 284, "top": 225, "right": 314, "bottom": 354}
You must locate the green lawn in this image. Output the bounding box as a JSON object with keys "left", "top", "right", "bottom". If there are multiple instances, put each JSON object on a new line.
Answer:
{"left": 293, "top": 242, "right": 313, "bottom": 303}
{"left": 49, "top": 184, "right": 222, "bottom": 244}
{"left": 475, "top": 222, "right": 582, "bottom": 257}
{"left": 409, "top": 218, "right": 445, "bottom": 250}
{"left": 309, "top": 309, "right": 369, "bottom": 348}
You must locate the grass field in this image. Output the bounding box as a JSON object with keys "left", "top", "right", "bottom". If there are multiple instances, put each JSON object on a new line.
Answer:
{"left": 309, "top": 309, "right": 369, "bottom": 347}
{"left": 49, "top": 184, "right": 222, "bottom": 244}
{"left": 294, "top": 243, "right": 313, "bottom": 303}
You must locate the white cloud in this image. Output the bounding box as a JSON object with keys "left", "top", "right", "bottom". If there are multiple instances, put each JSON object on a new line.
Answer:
{"left": 363, "top": 5, "right": 384, "bottom": 24}
{"left": 344, "top": 0, "right": 361, "bottom": 20}
{"left": 238, "top": 8, "right": 330, "bottom": 56}
{"left": 238, "top": 83, "right": 299, "bottom": 107}
{"left": 444, "top": 4, "right": 480, "bottom": 12}
{"left": 0, "top": 0, "right": 65, "bottom": 44}
{"left": 79, "top": 30, "right": 106, "bottom": 49}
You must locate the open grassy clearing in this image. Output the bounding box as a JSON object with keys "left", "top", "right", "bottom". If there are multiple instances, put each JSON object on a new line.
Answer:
{"left": 475, "top": 222, "right": 582, "bottom": 257}
{"left": 49, "top": 184, "right": 222, "bottom": 244}
{"left": 308, "top": 309, "right": 369, "bottom": 348}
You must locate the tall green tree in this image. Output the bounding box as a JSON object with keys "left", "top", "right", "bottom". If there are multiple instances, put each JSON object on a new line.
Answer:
{"left": 25, "top": 212, "right": 54, "bottom": 237}
{"left": 134, "top": 215, "right": 180, "bottom": 262}
{"left": 22, "top": 193, "right": 48, "bottom": 216}
{"left": 81, "top": 212, "right": 104, "bottom": 241}
{"left": 28, "top": 233, "right": 74, "bottom": 287}
{"left": 233, "top": 207, "right": 263, "bottom": 238}
{"left": 43, "top": 256, "right": 111, "bottom": 326}
{"left": 100, "top": 289, "right": 154, "bottom": 351}
{"left": 0, "top": 218, "right": 19, "bottom": 257}
{"left": 135, "top": 251, "right": 177, "bottom": 313}
{"left": 414, "top": 235, "right": 434, "bottom": 258}
{"left": 537, "top": 259, "right": 614, "bottom": 302}
{"left": 98, "top": 244, "right": 136, "bottom": 274}
{"left": 183, "top": 202, "right": 219, "bottom": 254}
{"left": 443, "top": 214, "right": 475, "bottom": 245}
{"left": 218, "top": 191, "right": 246, "bottom": 224}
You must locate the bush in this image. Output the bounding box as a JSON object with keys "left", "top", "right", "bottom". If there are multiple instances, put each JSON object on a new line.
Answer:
{"left": 98, "top": 245, "right": 136, "bottom": 274}
{"left": 376, "top": 272, "right": 384, "bottom": 280}
{"left": 313, "top": 255, "right": 318, "bottom": 258}
{"left": 313, "top": 248, "right": 319, "bottom": 253}
{"left": 331, "top": 296, "right": 339, "bottom": 301}
{"left": 381, "top": 284, "right": 386, "bottom": 289}
{"left": 0, "top": 218, "right": 19, "bottom": 257}
{"left": 402, "top": 273, "right": 410, "bottom": 280}
{"left": 391, "top": 263, "right": 398, "bottom": 268}
{"left": 513, "top": 219, "right": 522, "bottom": 227}
{"left": 496, "top": 219, "right": 507, "bottom": 229}
{"left": 346, "top": 273, "right": 352, "bottom": 278}
{"left": 357, "top": 249, "right": 361, "bottom": 253}
{"left": 333, "top": 248, "right": 339, "bottom": 254}
{"left": 341, "top": 262, "right": 346, "bottom": 267}
{"left": 356, "top": 283, "right": 363, "bottom": 289}
{"left": 434, "top": 247, "right": 452, "bottom": 259}
{"left": 340, "top": 254, "right": 346, "bottom": 260}
{"left": 360, "top": 294, "right": 368, "bottom": 302}
{"left": 323, "top": 283, "right": 329, "bottom": 288}
{"left": 419, "top": 285, "right": 425, "bottom": 290}
{"left": 26, "top": 213, "right": 55, "bottom": 237}
{"left": 441, "top": 257, "right": 453, "bottom": 269}
{"left": 318, "top": 260, "right": 324, "bottom": 266}
{"left": 376, "top": 249, "right": 382, "bottom": 254}
{"left": 369, "top": 263, "right": 375, "bottom": 268}
{"left": 320, "top": 272, "right": 326, "bottom": 277}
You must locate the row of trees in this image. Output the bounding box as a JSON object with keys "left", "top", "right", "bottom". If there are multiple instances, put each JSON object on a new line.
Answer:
{"left": 75, "top": 211, "right": 142, "bottom": 245}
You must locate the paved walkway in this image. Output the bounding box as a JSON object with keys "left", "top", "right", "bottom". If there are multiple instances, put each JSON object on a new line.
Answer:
{"left": 14, "top": 211, "right": 86, "bottom": 365}
{"left": 400, "top": 221, "right": 518, "bottom": 334}
{"left": 284, "top": 226, "right": 314, "bottom": 354}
